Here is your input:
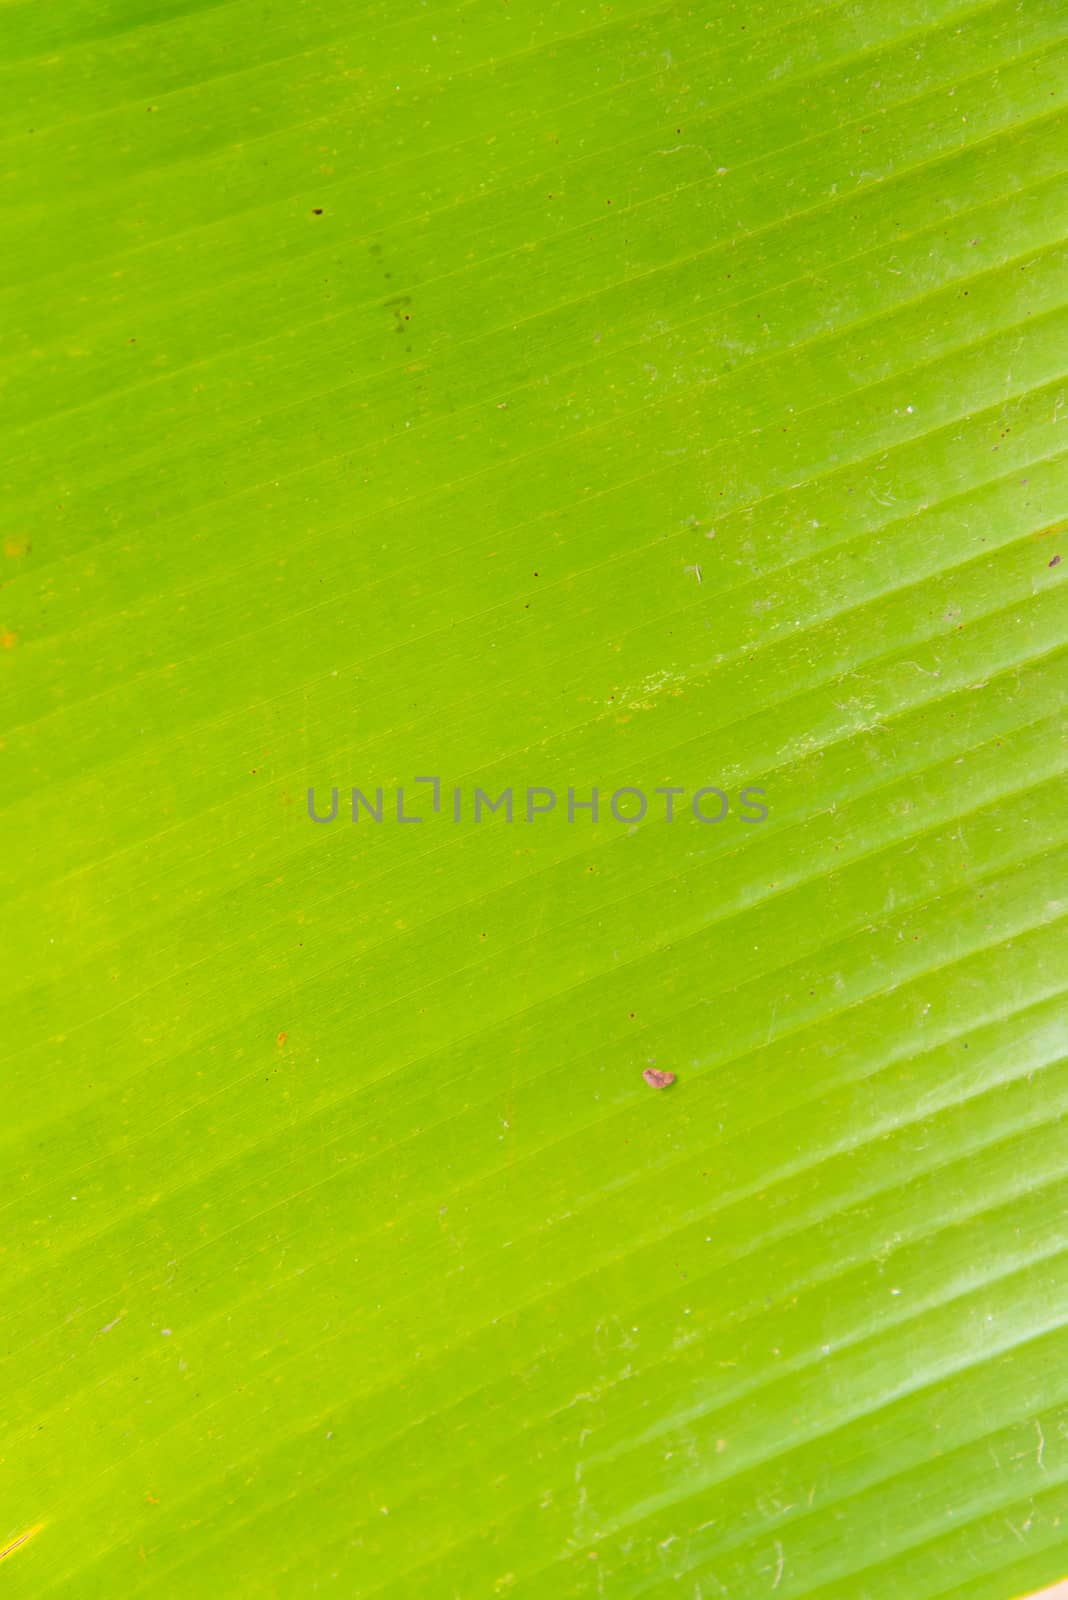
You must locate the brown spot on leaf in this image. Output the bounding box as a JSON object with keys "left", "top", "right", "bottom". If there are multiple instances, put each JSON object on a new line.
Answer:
{"left": 643, "top": 1068, "right": 676, "bottom": 1089}
{"left": 1, "top": 1525, "right": 44, "bottom": 1562}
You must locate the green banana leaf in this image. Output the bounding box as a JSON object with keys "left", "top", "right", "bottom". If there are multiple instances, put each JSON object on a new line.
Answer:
{"left": 2, "top": 0, "right": 1066, "bottom": 1594}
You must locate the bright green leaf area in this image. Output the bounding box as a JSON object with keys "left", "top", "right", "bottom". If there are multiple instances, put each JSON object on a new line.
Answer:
{"left": 1, "top": 0, "right": 1067, "bottom": 1593}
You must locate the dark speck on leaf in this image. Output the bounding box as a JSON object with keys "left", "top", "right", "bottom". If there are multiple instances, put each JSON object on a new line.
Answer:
{"left": 1049, "top": 554, "right": 1061, "bottom": 567}
{"left": 643, "top": 1068, "right": 676, "bottom": 1090}
{"left": 312, "top": 208, "right": 323, "bottom": 215}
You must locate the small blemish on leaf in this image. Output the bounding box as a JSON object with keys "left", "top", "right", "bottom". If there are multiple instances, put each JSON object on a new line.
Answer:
{"left": 1, "top": 1525, "right": 44, "bottom": 1562}
{"left": 643, "top": 1068, "right": 676, "bottom": 1089}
